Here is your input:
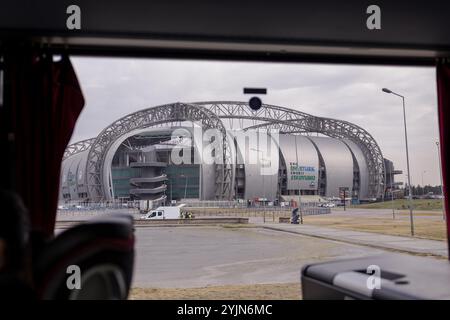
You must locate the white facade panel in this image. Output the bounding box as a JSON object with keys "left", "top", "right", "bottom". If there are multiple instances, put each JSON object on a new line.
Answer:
{"left": 279, "top": 135, "right": 319, "bottom": 192}
{"left": 308, "top": 136, "right": 354, "bottom": 198}
{"left": 343, "top": 139, "right": 369, "bottom": 200}
{"left": 235, "top": 131, "right": 279, "bottom": 201}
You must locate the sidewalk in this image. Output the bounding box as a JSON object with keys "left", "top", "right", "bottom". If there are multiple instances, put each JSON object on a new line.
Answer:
{"left": 258, "top": 223, "right": 448, "bottom": 258}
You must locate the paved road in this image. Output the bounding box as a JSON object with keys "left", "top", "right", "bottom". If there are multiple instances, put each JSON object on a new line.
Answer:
{"left": 132, "top": 226, "right": 387, "bottom": 288}
{"left": 55, "top": 208, "right": 447, "bottom": 289}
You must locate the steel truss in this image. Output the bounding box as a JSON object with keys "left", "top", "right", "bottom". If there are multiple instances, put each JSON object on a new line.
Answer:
{"left": 64, "top": 101, "right": 385, "bottom": 201}
{"left": 63, "top": 138, "right": 96, "bottom": 160}
{"left": 85, "top": 102, "right": 233, "bottom": 201}
{"left": 195, "top": 101, "right": 385, "bottom": 199}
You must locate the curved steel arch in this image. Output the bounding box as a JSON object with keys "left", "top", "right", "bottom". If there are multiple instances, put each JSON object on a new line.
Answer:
{"left": 85, "top": 102, "right": 233, "bottom": 201}
{"left": 194, "top": 101, "right": 385, "bottom": 199}
{"left": 63, "top": 138, "right": 96, "bottom": 161}
{"left": 64, "top": 101, "right": 385, "bottom": 201}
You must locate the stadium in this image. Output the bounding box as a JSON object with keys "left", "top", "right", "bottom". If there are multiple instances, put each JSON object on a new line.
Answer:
{"left": 59, "top": 101, "right": 400, "bottom": 205}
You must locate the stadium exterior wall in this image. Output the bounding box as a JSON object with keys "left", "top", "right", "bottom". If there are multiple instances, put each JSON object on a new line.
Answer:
{"left": 59, "top": 102, "right": 385, "bottom": 203}
{"left": 60, "top": 132, "right": 372, "bottom": 203}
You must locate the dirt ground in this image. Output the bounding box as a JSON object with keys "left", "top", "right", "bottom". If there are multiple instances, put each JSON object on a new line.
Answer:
{"left": 130, "top": 283, "right": 301, "bottom": 300}
{"left": 191, "top": 207, "right": 447, "bottom": 241}
{"left": 351, "top": 199, "right": 443, "bottom": 211}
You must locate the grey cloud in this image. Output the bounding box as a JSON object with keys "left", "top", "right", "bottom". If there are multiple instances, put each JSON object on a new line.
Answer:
{"left": 70, "top": 57, "right": 441, "bottom": 186}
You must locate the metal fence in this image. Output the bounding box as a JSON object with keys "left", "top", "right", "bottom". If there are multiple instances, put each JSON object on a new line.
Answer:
{"left": 57, "top": 199, "right": 330, "bottom": 219}
{"left": 188, "top": 202, "right": 330, "bottom": 220}
{"left": 179, "top": 200, "right": 247, "bottom": 208}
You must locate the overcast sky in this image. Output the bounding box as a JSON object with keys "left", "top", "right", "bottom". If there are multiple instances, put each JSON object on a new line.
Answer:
{"left": 70, "top": 57, "right": 441, "bottom": 186}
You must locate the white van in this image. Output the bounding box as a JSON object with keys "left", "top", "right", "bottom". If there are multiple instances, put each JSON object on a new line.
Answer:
{"left": 141, "top": 205, "right": 185, "bottom": 220}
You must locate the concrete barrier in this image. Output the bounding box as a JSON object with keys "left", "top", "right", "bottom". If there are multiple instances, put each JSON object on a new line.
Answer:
{"left": 134, "top": 217, "right": 249, "bottom": 225}
{"left": 56, "top": 217, "right": 249, "bottom": 228}
{"left": 279, "top": 217, "right": 291, "bottom": 223}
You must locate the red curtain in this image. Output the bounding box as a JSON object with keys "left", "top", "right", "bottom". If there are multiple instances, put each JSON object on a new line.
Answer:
{"left": 8, "top": 51, "right": 84, "bottom": 239}
{"left": 436, "top": 63, "right": 450, "bottom": 255}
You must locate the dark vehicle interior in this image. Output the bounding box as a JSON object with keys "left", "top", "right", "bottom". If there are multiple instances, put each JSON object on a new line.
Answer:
{"left": 0, "top": 0, "right": 449, "bottom": 300}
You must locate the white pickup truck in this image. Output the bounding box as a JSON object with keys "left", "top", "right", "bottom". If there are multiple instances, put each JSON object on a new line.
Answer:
{"left": 141, "top": 205, "right": 185, "bottom": 220}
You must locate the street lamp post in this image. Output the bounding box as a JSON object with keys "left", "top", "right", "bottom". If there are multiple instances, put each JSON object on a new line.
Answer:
{"left": 179, "top": 174, "right": 188, "bottom": 200}
{"left": 382, "top": 88, "right": 414, "bottom": 236}
{"left": 391, "top": 170, "right": 395, "bottom": 219}
{"left": 422, "top": 170, "right": 426, "bottom": 195}
{"left": 436, "top": 141, "right": 446, "bottom": 220}
{"left": 293, "top": 136, "right": 303, "bottom": 224}
{"left": 167, "top": 179, "right": 172, "bottom": 205}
